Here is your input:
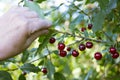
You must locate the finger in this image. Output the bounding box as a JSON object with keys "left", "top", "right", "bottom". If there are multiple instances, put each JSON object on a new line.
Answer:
{"left": 10, "top": 6, "right": 30, "bottom": 12}
{"left": 24, "top": 30, "right": 48, "bottom": 48}
{"left": 23, "top": 11, "right": 39, "bottom": 18}
{"left": 16, "top": 6, "right": 30, "bottom": 12}
{"left": 29, "top": 19, "right": 52, "bottom": 34}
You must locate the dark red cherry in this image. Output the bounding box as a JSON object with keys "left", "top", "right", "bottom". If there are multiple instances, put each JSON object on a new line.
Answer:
{"left": 86, "top": 42, "right": 93, "bottom": 48}
{"left": 49, "top": 37, "right": 56, "bottom": 44}
{"left": 88, "top": 24, "right": 93, "bottom": 29}
{"left": 59, "top": 50, "right": 67, "bottom": 57}
{"left": 41, "top": 68, "right": 47, "bottom": 74}
{"left": 67, "top": 47, "right": 71, "bottom": 51}
{"left": 109, "top": 47, "right": 116, "bottom": 54}
{"left": 112, "top": 52, "right": 119, "bottom": 59}
{"left": 79, "top": 44, "right": 86, "bottom": 51}
{"left": 94, "top": 52, "right": 102, "bottom": 60}
{"left": 72, "top": 50, "right": 79, "bottom": 57}
{"left": 58, "top": 43, "right": 65, "bottom": 50}
{"left": 81, "top": 27, "right": 86, "bottom": 32}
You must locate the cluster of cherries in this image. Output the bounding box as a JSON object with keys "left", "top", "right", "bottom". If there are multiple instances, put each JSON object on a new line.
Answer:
{"left": 49, "top": 35, "right": 103, "bottom": 60}
{"left": 109, "top": 47, "right": 119, "bottom": 58}
{"left": 81, "top": 23, "right": 93, "bottom": 32}
{"left": 49, "top": 37, "right": 80, "bottom": 57}
{"left": 35, "top": 24, "right": 119, "bottom": 75}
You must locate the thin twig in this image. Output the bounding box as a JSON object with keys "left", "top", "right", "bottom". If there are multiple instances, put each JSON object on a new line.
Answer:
{"left": 50, "top": 29, "right": 107, "bottom": 43}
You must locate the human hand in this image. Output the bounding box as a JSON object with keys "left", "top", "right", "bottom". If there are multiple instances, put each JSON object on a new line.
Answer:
{"left": 0, "top": 6, "right": 51, "bottom": 60}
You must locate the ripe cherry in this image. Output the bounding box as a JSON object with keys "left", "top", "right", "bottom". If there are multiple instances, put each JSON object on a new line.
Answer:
{"left": 109, "top": 47, "right": 116, "bottom": 54}
{"left": 59, "top": 50, "right": 67, "bottom": 57}
{"left": 88, "top": 24, "right": 93, "bottom": 29}
{"left": 86, "top": 42, "right": 93, "bottom": 48}
{"left": 111, "top": 52, "right": 119, "bottom": 59}
{"left": 22, "top": 72, "right": 27, "bottom": 75}
{"left": 49, "top": 37, "right": 56, "bottom": 44}
{"left": 81, "top": 27, "right": 86, "bottom": 32}
{"left": 41, "top": 68, "right": 47, "bottom": 74}
{"left": 72, "top": 50, "right": 79, "bottom": 57}
{"left": 67, "top": 47, "right": 71, "bottom": 51}
{"left": 94, "top": 52, "right": 102, "bottom": 60}
{"left": 79, "top": 44, "right": 86, "bottom": 51}
{"left": 58, "top": 43, "right": 65, "bottom": 51}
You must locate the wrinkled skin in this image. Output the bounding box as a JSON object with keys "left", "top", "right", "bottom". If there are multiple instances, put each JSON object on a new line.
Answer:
{"left": 0, "top": 6, "right": 51, "bottom": 60}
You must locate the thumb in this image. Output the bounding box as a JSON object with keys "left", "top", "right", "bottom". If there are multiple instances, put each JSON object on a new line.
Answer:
{"left": 23, "top": 30, "right": 48, "bottom": 49}
{"left": 29, "top": 19, "right": 52, "bottom": 34}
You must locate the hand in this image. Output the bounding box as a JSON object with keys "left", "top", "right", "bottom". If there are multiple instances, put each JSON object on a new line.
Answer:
{"left": 0, "top": 6, "right": 52, "bottom": 60}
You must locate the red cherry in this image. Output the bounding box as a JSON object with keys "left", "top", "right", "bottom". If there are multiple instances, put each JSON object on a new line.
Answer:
{"left": 72, "top": 50, "right": 79, "bottom": 57}
{"left": 41, "top": 68, "right": 47, "bottom": 74}
{"left": 86, "top": 42, "right": 93, "bottom": 48}
{"left": 58, "top": 43, "right": 65, "bottom": 50}
{"left": 88, "top": 24, "right": 93, "bottom": 29}
{"left": 59, "top": 50, "right": 67, "bottom": 57}
{"left": 109, "top": 47, "right": 116, "bottom": 54}
{"left": 22, "top": 72, "right": 27, "bottom": 75}
{"left": 81, "top": 27, "right": 86, "bottom": 32}
{"left": 94, "top": 52, "right": 102, "bottom": 60}
{"left": 49, "top": 37, "right": 56, "bottom": 44}
{"left": 79, "top": 44, "right": 86, "bottom": 51}
{"left": 67, "top": 47, "right": 71, "bottom": 51}
{"left": 112, "top": 52, "right": 119, "bottom": 59}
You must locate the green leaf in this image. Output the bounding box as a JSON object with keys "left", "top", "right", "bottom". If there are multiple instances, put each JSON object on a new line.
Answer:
{"left": 84, "top": 69, "right": 93, "bottom": 80}
{"left": 83, "top": 30, "right": 89, "bottom": 37}
{"left": 36, "top": 30, "right": 55, "bottom": 55}
{"left": 21, "top": 50, "right": 29, "bottom": 63}
{"left": 97, "top": 0, "right": 109, "bottom": 10}
{"left": 38, "top": 60, "right": 44, "bottom": 66}
{"left": 18, "top": 74, "right": 26, "bottom": 80}
{"left": 97, "top": 0, "right": 117, "bottom": 14}
{"left": 85, "top": 0, "right": 96, "bottom": 4}
{"left": 38, "top": 35, "right": 46, "bottom": 43}
{"left": 34, "top": 0, "right": 46, "bottom": 3}
{"left": 0, "top": 71, "right": 13, "bottom": 80}
{"left": 106, "top": 0, "right": 117, "bottom": 13}
{"left": 24, "top": 0, "right": 44, "bottom": 18}
{"left": 54, "top": 72, "right": 66, "bottom": 80}
{"left": 20, "top": 63, "right": 40, "bottom": 73}
{"left": 93, "top": 11, "right": 105, "bottom": 32}
{"left": 70, "top": 14, "right": 84, "bottom": 31}
{"left": 46, "top": 60, "right": 55, "bottom": 80}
